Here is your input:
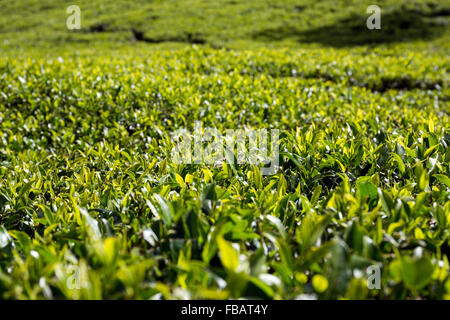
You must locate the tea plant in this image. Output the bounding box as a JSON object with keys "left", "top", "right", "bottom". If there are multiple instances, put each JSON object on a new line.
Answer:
{"left": 0, "top": 0, "right": 449, "bottom": 300}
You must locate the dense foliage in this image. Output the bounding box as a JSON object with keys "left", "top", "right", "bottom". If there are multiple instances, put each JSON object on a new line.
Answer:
{"left": 0, "top": 0, "right": 449, "bottom": 299}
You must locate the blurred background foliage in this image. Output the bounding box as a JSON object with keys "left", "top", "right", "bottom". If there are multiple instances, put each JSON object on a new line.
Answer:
{"left": 0, "top": 0, "right": 449, "bottom": 52}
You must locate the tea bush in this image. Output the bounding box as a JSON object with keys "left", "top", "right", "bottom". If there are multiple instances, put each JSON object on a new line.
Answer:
{"left": 0, "top": 0, "right": 449, "bottom": 300}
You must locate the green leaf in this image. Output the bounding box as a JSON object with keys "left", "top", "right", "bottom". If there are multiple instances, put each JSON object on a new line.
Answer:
{"left": 401, "top": 257, "right": 434, "bottom": 289}
{"left": 175, "top": 173, "right": 185, "bottom": 187}
{"left": 0, "top": 226, "right": 12, "bottom": 249}
{"left": 418, "top": 170, "right": 429, "bottom": 191}
{"left": 217, "top": 236, "right": 239, "bottom": 272}
{"left": 312, "top": 275, "right": 328, "bottom": 293}
{"left": 201, "top": 183, "right": 217, "bottom": 214}
{"left": 434, "top": 174, "right": 450, "bottom": 188}
{"left": 147, "top": 194, "right": 173, "bottom": 226}
{"left": 277, "top": 238, "right": 294, "bottom": 273}
{"left": 391, "top": 153, "right": 405, "bottom": 174}
{"left": 379, "top": 189, "right": 394, "bottom": 216}
{"left": 143, "top": 228, "right": 158, "bottom": 246}
{"left": 311, "top": 185, "right": 322, "bottom": 205}
{"left": 357, "top": 178, "right": 378, "bottom": 203}
{"left": 344, "top": 221, "right": 363, "bottom": 253}
{"left": 296, "top": 213, "right": 331, "bottom": 252}
{"left": 80, "top": 207, "right": 102, "bottom": 239}
{"left": 266, "top": 215, "right": 286, "bottom": 238}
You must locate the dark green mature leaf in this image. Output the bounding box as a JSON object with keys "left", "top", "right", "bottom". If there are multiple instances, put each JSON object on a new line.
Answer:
{"left": 401, "top": 257, "right": 434, "bottom": 290}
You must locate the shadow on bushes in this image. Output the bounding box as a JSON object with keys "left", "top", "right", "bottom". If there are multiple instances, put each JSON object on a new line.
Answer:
{"left": 253, "top": 8, "right": 448, "bottom": 47}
